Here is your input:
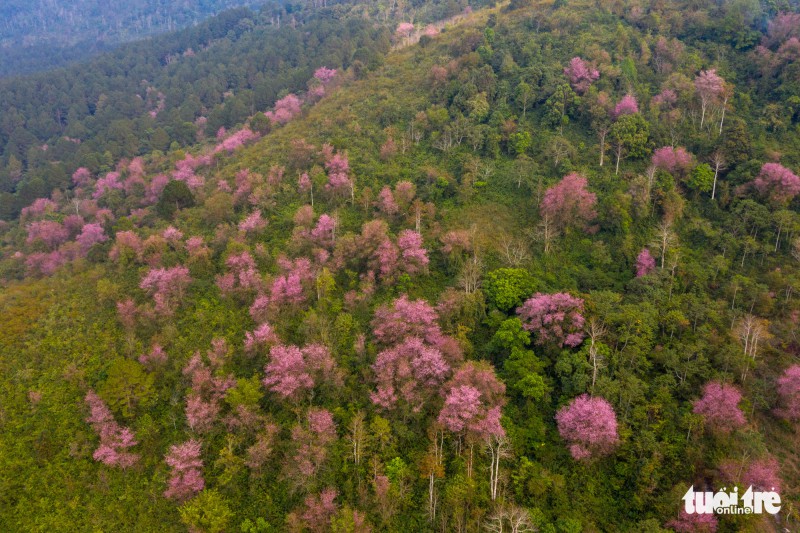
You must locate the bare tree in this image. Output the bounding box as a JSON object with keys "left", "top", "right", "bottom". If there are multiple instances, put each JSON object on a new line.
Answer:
{"left": 458, "top": 255, "right": 483, "bottom": 294}
{"left": 486, "top": 435, "right": 509, "bottom": 502}
{"left": 485, "top": 504, "right": 538, "bottom": 533}
{"left": 586, "top": 318, "right": 607, "bottom": 392}
{"left": 710, "top": 152, "right": 726, "bottom": 200}
{"left": 347, "top": 411, "right": 367, "bottom": 466}
{"left": 499, "top": 234, "right": 530, "bottom": 267}
{"left": 535, "top": 214, "right": 557, "bottom": 255}
{"left": 735, "top": 314, "right": 770, "bottom": 382}
{"left": 652, "top": 221, "right": 677, "bottom": 269}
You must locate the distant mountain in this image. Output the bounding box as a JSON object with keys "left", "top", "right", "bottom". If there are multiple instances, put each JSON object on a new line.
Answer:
{"left": 0, "top": 0, "right": 269, "bottom": 76}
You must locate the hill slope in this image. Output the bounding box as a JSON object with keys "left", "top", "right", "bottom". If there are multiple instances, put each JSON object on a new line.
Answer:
{"left": 0, "top": 0, "right": 272, "bottom": 76}
{"left": 1, "top": 0, "right": 800, "bottom": 531}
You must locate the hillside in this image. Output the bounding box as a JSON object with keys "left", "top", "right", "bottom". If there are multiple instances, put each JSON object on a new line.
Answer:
{"left": 1, "top": 0, "right": 800, "bottom": 531}
{"left": 0, "top": 0, "right": 271, "bottom": 76}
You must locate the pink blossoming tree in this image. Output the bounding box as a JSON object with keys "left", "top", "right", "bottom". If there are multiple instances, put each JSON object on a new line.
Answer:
{"left": 371, "top": 336, "right": 450, "bottom": 412}
{"left": 651, "top": 146, "right": 694, "bottom": 176}
{"left": 263, "top": 343, "right": 341, "bottom": 401}
{"left": 289, "top": 408, "right": 337, "bottom": 484}
{"left": 314, "top": 67, "right": 337, "bottom": 84}
{"left": 776, "top": 365, "right": 800, "bottom": 421}
{"left": 163, "top": 439, "right": 204, "bottom": 501}
{"left": 752, "top": 162, "right": 800, "bottom": 204}
{"left": 85, "top": 390, "right": 139, "bottom": 468}
{"left": 517, "top": 292, "right": 586, "bottom": 348}
{"left": 635, "top": 248, "right": 656, "bottom": 277}
{"left": 540, "top": 173, "right": 597, "bottom": 233}
{"left": 266, "top": 94, "right": 303, "bottom": 125}
{"left": 667, "top": 510, "right": 718, "bottom": 532}
{"left": 564, "top": 57, "right": 599, "bottom": 94}
{"left": 139, "top": 265, "right": 192, "bottom": 315}
{"left": 694, "top": 69, "right": 725, "bottom": 129}
{"left": 693, "top": 381, "right": 746, "bottom": 434}
{"left": 556, "top": 394, "right": 619, "bottom": 460}
{"left": 613, "top": 94, "right": 639, "bottom": 118}
{"left": 438, "top": 361, "right": 506, "bottom": 442}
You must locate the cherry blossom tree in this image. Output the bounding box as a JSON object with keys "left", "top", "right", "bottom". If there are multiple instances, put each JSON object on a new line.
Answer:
{"left": 214, "top": 128, "right": 257, "bottom": 154}
{"left": 26, "top": 220, "right": 68, "bottom": 249}
{"left": 216, "top": 252, "right": 262, "bottom": 298}
{"left": 162, "top": 226, "right": 183, "bottom": 244}
{"left": 743, "top": 457, "right": 782, "bottom": 492}
{"left": 265, "top": 94, "right": 303, "bottom": 125}
{"left": 93, "top": 171, "right": 125, "bottom": 199}
{"left": 181, "top": 347, "right": 234, "bottom": 435}
{"left": 752, "top": 162, "right": 800, "bottom": 204}
{"left": 372, "top": 295, "right": 448, "bottom": 348}
{"left": 397, "top": 230, "right": 429, "bottom": 275}
{"left": 110, "top": 231, "right": 143, "bottom": 263}
{"left": 24, "top": 251, "right": 67, "bottom": 276}
{"left": 145, "top": 174, "right": 170, "bottom": 204}
{"left": 76, "top": 223, "right": 108, "bottom": 254}
{"left": 693, "top": 381, "right": 746, "bottom": 433}
{"left": 258, "top": 257, "right": 314, "bottom": 312}
{"left": 776, "top": 364, "right": 800, "bottom": 421}
{"left": 563, "top": 57, "right": 599, "bottom": 94}
{"left": 396, "top": 22, "right": 415, "bottom": 43}
{"left": 263, "top": 343, "right": 340, "bottom": 400}
{"left": 72, "top": 167, "right": 92, "bottom": 187}
{"left": 85, "top": 390, "right": 139, "bottom": 468}
{"left": 239, "top": 210, "right": 268, "bottom": 234}
{"left": 540, "top": 173, "right": 597, "bottom": 233}
{"left": 185, "top": 394, "right": 220, "bottom": 433}
{"left": 555, "top": 394, "right": 619, "bottom": 460}
{"left": 140, "top": 265, "right": 192, "bottom": 315}
{"left": 311, "top": 214, "right": 337, "bottom": 248}
{"left": 613, "top": 94, "right": 639, "bottom": 118}
{"left": 438, "top": 361, "right": 505, "bottom": 443}
{"left": 694, "top": 69, "right": 725, "bottom": 129}
{"left": 667, "top": 510, "right": 718, "bottom": 532}
{"left": 323, "top": 147, "right": 353, "bottom": 200}
{"left": 517, "top": 292, "right": 585, "bottom": 348}
{"left": 651, "top": 146, "right": 694, "bottom": 176}
{"left": 651, "top": 89, "right": 677, "bottom": 107}
{"left": 289, "top": 408, "right": 337, "bottom": 483}
{"left": 21, "top": 198, "right": 58, "bottom": 220}
{"left": 377, "top": 186, "right": 399, "bottom": 217}
{"left": 294, "top": 488, "right": 338, "bottom": 531}
{"left": 423, "top": 25, "right": 440, "bottom": 37}
{"left": 314, "top": 67, "right": 337, "bottom": 84}
{"left": 371, "top": 337, "right": 450, "bottom": 412}
{"left": 244, "top": 322, "right": 279, "bottom": 353}
{"left": 635, "top": 248, "right": 656, "bottom": 277}
{"left": 765, "top": 12, "right": 800, "bottom": 48}
{"left": 164, "top": 439, "right": 204, "bottom": 501}
{"left": 138, "top": 344, "right": 168, "bottom": 368}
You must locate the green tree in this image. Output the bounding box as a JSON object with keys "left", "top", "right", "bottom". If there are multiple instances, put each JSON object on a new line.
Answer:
{"left": 544, "top": 84, "right": 577, "bottom": 134}
{"left": 156, "top": 179, "right": 195, "bottom": 219}
{"left": 688, "top": 163, "right": 714, "bottom": 193}
{"left": 483, "top": 268, "right": 538, "bottom": 311}
{"left": 516, "top": 81, "right": 533, "bottom": 118}
{"left": 609, "top": 113, "right": 649, "bottom": 174}
{"left": 98, "top": 359, "right": 155, "bottom": 418}
{"left": 178, "top": 490, "right": 233, "bottom": 533}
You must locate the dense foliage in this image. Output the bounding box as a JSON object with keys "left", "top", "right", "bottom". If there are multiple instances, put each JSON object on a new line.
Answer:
{"left": 0, "top": 0, "right": 267, "bottom": 76}
{"left": 1, "top": 0, "right": 800, "bottom": 531}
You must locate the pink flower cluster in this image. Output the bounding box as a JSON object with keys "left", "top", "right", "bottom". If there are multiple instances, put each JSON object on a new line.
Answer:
{"left": 85, "top": 390, "right": 139, "bottom": 468}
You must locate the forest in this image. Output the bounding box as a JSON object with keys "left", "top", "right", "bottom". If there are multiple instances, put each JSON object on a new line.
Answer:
{"left": 0, "top": 0, "right": 800, "bottom": 531}
{"left": 0, "top": 0, "right": 270, "bottom": 76}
